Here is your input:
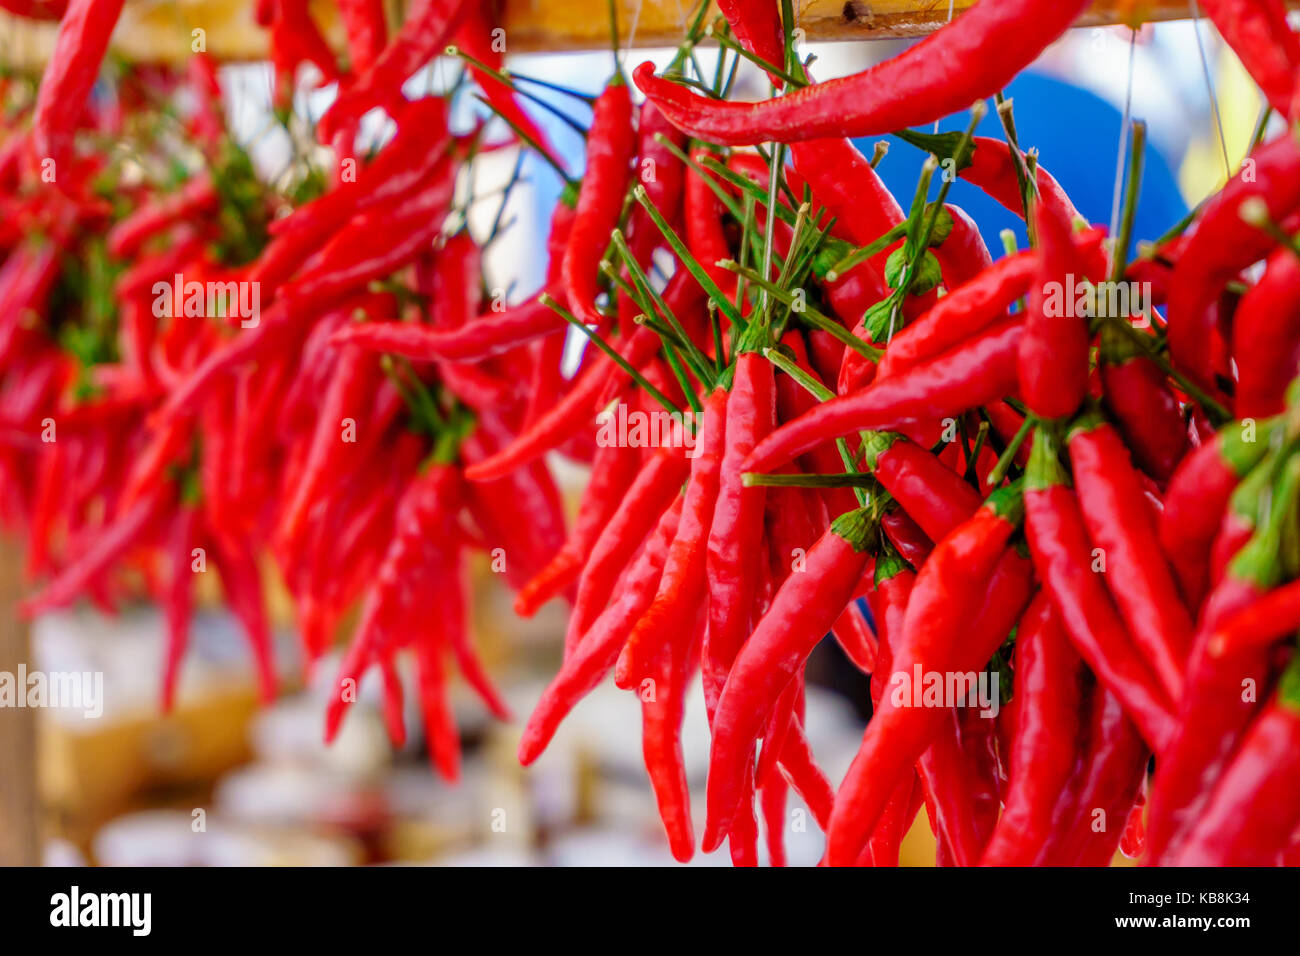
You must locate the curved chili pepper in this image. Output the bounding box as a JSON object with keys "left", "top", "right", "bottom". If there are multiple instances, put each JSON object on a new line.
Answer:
{"left": 980, "top": 591, "right": 1083, "bottom": 865}
{"left": 633, "top": 0, "right": 1089, "bottom": 145}
{"left": 790, "top": 137, "right": 903, "bottom": 274}
{"left": 1147, "top": 458, "right": 1299, "bottom": 862}
{"left": 1171, "top": 655, "right": 1300, "bottom": 866}
{"left": 1099, "top": 328, "right": 1188, "bottom": 485}
{"left": 517, "top": 497, "right": 682, "bottom": 764}
{"left": 703, "top": 505, "right": 876, "bottom": 851}
{"left": 826, "top": 484, "right": 1026, "bottom": 865}
{"left": 932, "top": 204, "right": 992, "bottom": 291}
{"left": 1023, "top": 427, "right": 1175, "bottom": 752}
{"left": 861, "top": 431, "right": 982, "bottom": 544}
{"left": 1200, "top": 0, "right": 1300, "bottom": 117}
{"left": 747, "top": 315, "right": 1023, "bottom": 474}
{"left": 716, "top": 0, "right": 785, "bottom": 77}
{"left": 957, "top": 136, "right": 1082, "bottom": 225}
{"left": 29, "top": 0, "right": 126, "bottom": 174}
{"left": 1166, "top": 134, "right": 1300, "bottom": 391}
{"left": 1232, "top": 248, "right": 1300, "bottom": 418}
{"left": 1159, "top": 421, "right": 1274, "bottom": 608}
{"left": 685, "top": 148, "right": 737, "bottom": 300}
{"left": 1048, "top": 684, "right": 1148, "bottom": 866}
{"left": 1067, "top": 410, "right": 1193, "bottom": 704}
{"left": 319, "top": 0, "right": 471, "bottom": 142}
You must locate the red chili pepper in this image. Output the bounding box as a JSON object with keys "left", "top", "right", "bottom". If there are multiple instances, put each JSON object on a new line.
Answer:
{"left": 716, "top": 0, "right": 785, "bottom": 78}
{"left": 625, "top": 102, "right": 687, "bottom": 266}
{"left": 932, "top": 204, "right": 992, "bottom": 290}
{"left": 703, "top": 351, "right": 777, "bottom": 711}
{"left": 1023, "top": 427, "right": 1175, "bottom": 752}
{"left": 319, "top": 0, "right": 471, "bottom": 142}
{"left": 861, "top": 431, "right": 983, "bottom": 544}
{"left": 1067, "top": 410, "right": 1193, "bottom": 704}
{"left": 980, "top": 591, "right": 1084, "bottom": 864}
{"left": 1167, "top": 134, "right": 1300, "bottom": 392}
{"left": 640, "top": 605, "right": 702, "bottom": 863}
{"left": 1098, "top": 328, "right": 1189, "bottom": 485}
{"left": 1232, "top": 248, "right": 1300, "bottom": 418}
{"left": 1171, "top": 654, "right": 1300, "bottom": 866}
{"left": 703, "top": 505, "right": 877, "bottom": 851}
{"left": 517, "top": 496, "right": 683, "bottom": 764}
{"left": 1147, "top": 458, "right": 1298, "bottom": 862}
{"left": 1199, "top": 0, "right": 1300, "bottom": 117}
{"left": 617, "top": 388, "right": 727, "bottom": 689}
{"left": 209, "top": 528, "right": 278, "bottom": 704}
{"left": 335, "top": 0, "right": 388, "bottom": 74}
{"left": 790, "top": 138, "right": 903, "bottom": 274}
{"left": 633, "top": 0, "right": 1089, "bottom": 145}
{"left": 1159, "top": 421, "right": 1274, "bottom": 609}
{"left": 29, "top": 0, "right": 126, "bottom": 174}
{"left": 1018, "top": 202, "right": 1092, "bottom": 421}
{"left": 958, "top": 136, "right": 1082, "bottom": 225}
{"left": 685, "top": 148, "right": 737, "bottom": 301}
{"left": 1048, "top": 684, "right": 1148, "bottom": 866}
{"left": 827, "top": 484, "right": 1026, "bottom": 865}
{"left": 563, "top": 77, "right": 637, "bottom": 328}
{"left": 877, "top": 251, "right": 1035, "bottom": 381}
{"left": 747, "top": 315, "right": 1023, "bottom": 475}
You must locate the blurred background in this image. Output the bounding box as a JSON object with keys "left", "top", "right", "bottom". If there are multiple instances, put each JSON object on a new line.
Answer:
{"left": 0, "top": 9, "right": 1271, "bottom": 866}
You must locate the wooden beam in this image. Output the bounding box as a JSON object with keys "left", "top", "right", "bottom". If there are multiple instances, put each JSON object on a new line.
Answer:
{"left": 0, "top": 1, "right": 1268, "bottom": 70}
{"left": 0, "top": 538, "right": 39, "bottom": 867}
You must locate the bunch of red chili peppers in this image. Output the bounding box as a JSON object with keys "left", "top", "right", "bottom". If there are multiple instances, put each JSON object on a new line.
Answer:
{"left": 6, "top": 0, "right": 1300, "bottom": 866}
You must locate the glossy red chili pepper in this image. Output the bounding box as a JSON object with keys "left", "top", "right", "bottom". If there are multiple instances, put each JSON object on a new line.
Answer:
{"left": 517, "top": 496, "right": 683, "bottom": 764}
{"left": 1171, "top": 655, "right": 1300, "bottom": 866}
{"left": 617, "top": 388, "right": 727, "bottom": 689}
{"left": 1049, "top": 684, "right": 1148, "bottom": 866}
{"left": 563, "top": 77, "right": 636, "bottom": 328}
{"left": 861, "top": 431, "right": 983, "bottom": 543}
{"left": 703, "top": 505, "right": 876, "bottom": 851}
{"left": 1018, "top": 202, "right": 1091, "bottom": 420}
{"left": 790, "top": 138, "right": 903, "bottom": 273}
{"left": 1159, "top": 421, "right": 1274, "bottom": 609}
{"left": 1200, "top": 0, "right": 1300, "bottom": 117}
{"left": 1098, "top": 329, "right": 1189, "bottom": 485}
{"left": 1023, "top": 427, "right": 1175, "bottom": 752}
{"left": 932, "top": 204, "right": 992, "bottom": 291}
{"left": 1147, "top": 460, "right": 1297, "bottom": 862}
{"left": 877, "top": 251, "right": 1035, "bottom": 381}
{"left": 827, "top": 484, "right": 1026, "bottom": 865}
{"left": 1232, "top": 248, "right": 1300, "bottom": 418}
{"left": 958, "top": 136, "right": 1082, "bottom": 225}
{"left": 633, "top": 0, "right": 1089, "bottom": 145}
{"left": 747, "top": 315, "right": 1023, "bottom": 474}
{"left": 980, "top": 591, "right": 1084, "bottom": 864}
{"left": 685, "top": 148, "right": 737, "bottom": 301}
{"left": 716, "top": 0, "right": 785, "bottom": 77}
{"left": 704, "top": 351, "right": 777, "bottom": 712}
{"left": 1167, "top": 134, "right": 1300, "bottom": 391}
{"left": 1067, "top": 411, "right": 1193, "bottom": 704}
{"left": 625, "top": 101, "right": 687, "bottom": 266}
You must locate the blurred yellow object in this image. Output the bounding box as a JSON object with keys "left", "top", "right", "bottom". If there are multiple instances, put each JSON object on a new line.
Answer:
{"left": 1179, "top": 44, "right": 1267, "bottom": 204}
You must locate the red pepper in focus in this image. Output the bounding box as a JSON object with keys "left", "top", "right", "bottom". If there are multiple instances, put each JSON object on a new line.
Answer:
{"left": 1171, "top": 654, "right": 1300, "bottom": 866}
{"left": 563, "top": 77, "right": 637, "bottom": 328}
{"left": 1098, "top": 327, "right": 1188, "bottom": 485}
{"left": 633, "top": 0, "right": 1089, "bottom": 145}
{"left": 702, "top": 505, "right": 877, "bottom": 851}
{"left": 1018, "top": 202, "right": 1091, "bottom": 420}
{"left": 1199, "top": 0, "right": 1300, "bottom": 117}
{"left": 1232, "top": 248, "right": 1300, "bottom": 418}
{"left": 826, "top": 484, "right": 1026, "bottom": 865}
{"left": 980, "top": 592, "right": 1084, "bottom": 864}
{"left": 746, "top": 316, "right": 1023, "bottom": 475}
{"left": 1067, "top": 410, "right": 1193, "bottom": 705}
{"left": 1023, "top": 427, "right": 1175, "bottom": 752}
